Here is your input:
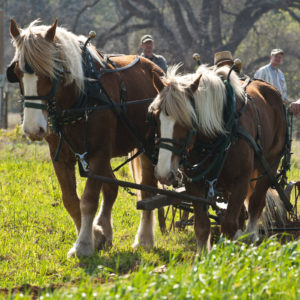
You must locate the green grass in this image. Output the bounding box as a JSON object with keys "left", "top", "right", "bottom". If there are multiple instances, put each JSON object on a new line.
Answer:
{"left": 0, "top": 127, "right": 299, "bottom": 299}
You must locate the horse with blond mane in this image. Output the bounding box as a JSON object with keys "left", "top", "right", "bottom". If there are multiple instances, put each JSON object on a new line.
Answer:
{"left": 7, "top": 19, "right": 164, "bottom": 257}
{"left": 150, "top": 65, "right": 287, "bottom": 252}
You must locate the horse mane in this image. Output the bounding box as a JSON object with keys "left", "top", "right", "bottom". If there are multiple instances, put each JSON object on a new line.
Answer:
{"left": 150, "top": 64, "right": 244, "bottom": 138}
{"left": 11, "top": 19, "right": 100, "bottom": 93}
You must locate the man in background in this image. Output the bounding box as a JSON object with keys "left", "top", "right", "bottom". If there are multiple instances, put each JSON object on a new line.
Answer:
{"left": 140, "top": 34, "right": 168, "bottom": 73}
{"left": 254, "top": 48, "right": 288, "bottom": 103}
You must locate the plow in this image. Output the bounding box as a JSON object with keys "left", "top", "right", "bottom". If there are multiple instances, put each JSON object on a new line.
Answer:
{"left": 87, "top": 170, "right": 300, "bottom": 239}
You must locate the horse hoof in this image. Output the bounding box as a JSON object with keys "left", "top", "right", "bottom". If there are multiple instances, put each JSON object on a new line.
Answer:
{"left": 67, "top": 241, "right": 94, "bottom": 258}
{"left": 67, "top": 245, "right": 77, "bottom": 258}
{"left": 93, "top": 225, "right": 111, "bottom": 250}
{"left": 132, "top": 236, "right": 154, "bottom": 250}
{"left": 233, "top": 229, "right": 243, "bottom": 240}
{"left": 249, "top": 232, "right": 259, "bottom": 243}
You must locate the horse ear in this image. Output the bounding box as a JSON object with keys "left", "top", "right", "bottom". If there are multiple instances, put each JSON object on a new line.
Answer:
{"left": 190, "top": 74, "right": 202, "bottom": 93}
{"left": 10, "top": 18, "right": 20, "bottom": 39}
{"left": 152, "top": 71, "right": 165, "bottom": 94}
{"left": 45, "top": 19, "right": 58, "bottom": 42}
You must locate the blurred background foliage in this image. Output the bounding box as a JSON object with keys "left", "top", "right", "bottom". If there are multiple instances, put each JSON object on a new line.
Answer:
{"left": 1, "top": 0, "right": 300, "bottom": 109}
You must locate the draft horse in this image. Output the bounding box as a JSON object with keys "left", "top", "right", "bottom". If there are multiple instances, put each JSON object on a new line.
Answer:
{"left": 7, "top": 19, "right": 163, "bottom": 257}
{"left": 150, "top": 65, "right": 287, "bottom": 252}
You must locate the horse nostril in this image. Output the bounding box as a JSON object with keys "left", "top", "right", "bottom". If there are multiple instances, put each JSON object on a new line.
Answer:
{"left": 167, "top": 171, "right": 175, "bottom": 183}
{"left": 39, "top": 127, "right": 45, "bottom": 135}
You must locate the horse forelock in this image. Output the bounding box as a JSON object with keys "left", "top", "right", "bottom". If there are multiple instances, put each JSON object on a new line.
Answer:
{"left": 151, "top": 64, "right": 229, "bottom": 137}
{"left": 11, "top": 19, "right": 91, "bottom": 93}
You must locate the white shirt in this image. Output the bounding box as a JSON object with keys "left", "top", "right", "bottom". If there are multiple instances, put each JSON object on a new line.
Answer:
{"left": 254, "top": 63, "right": 288, "bottom": 102}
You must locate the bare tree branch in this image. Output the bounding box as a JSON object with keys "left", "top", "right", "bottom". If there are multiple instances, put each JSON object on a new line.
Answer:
{"left": 120, "top": 0, "right": 150, "bottom": 19}
{"left": 72, "top": 0, "right": 101, "bottom": 33}
{"left": 287, "top": 8, "right": 300, "bottom": 22}
{"left": 96, "top": 22, "right": 152, "bottom": 49}
{"left": 178, "top": 0, "right": 200, "bottom": 32}
{"left": 244, "top": 56, "right": 269, "bottom": 74}
{"left": 211, "top": 0, "right": 222, "bottom": 51}
{"left": 220, "top": 3, "right": 238, "bottom": 16}
{"left": 167, "top": 0, "right": 193, "bottom": 47}
{"left": 121, "top": 0, "right": 184, "bottom": 57}
{"left": 224, "top": 1, "right": 292, "bottom": 52}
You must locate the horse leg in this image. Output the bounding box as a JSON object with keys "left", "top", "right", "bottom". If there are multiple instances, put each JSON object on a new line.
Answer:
{"left": 194, "top": 201, "right": 211, "bottom": 255}
{"left": 221, "top": 178, "right": 249, "bottom": 239}
{"left": 51, "top": 159, "right": 81, "bottom": 233}
{"left": 185, "top": 183, "right": 210, "bottom": 254}
{"left": 245, "top": 175, "right": 271, "bottom": 242}
{"left": 130, "top": 152, "right": 155, "bottom": 249}
{"left": 46, "top": 136, "right": 82, "bottom": 235}
{"left": 68, "top": 175, "right": 102, "bottom": 257}
{"left": 93, "top": 182, "right": 118, "bottom": 250}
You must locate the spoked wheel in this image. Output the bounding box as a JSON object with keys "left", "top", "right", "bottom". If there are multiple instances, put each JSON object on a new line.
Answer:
{"left": 255, "top": 181, "right": 300, "bottom": 239}
{"left": 157, "top": 205, "right": 192, "bottom": 234}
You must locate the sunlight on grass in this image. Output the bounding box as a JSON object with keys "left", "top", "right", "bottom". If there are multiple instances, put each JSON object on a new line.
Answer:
{"left": 0, "top": 128, "right": 299, "bottom": 299}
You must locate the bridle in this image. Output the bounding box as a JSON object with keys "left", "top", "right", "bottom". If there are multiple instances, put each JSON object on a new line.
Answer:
{"left": 21, "top": 66, "right": 64, "bottom": 112}
{"left": 157, "top": 127, "right": 197, "bottom": 162}
{"left": 155, "top": 78, "right": 240, "bottom": 184}
{"left": 153, "top": 92, "right": 198, "bottom": 165}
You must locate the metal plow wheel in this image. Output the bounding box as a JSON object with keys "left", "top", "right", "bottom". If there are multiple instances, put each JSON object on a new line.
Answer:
{"left": 259, "top": 181, "right": 300, "bottom": 238}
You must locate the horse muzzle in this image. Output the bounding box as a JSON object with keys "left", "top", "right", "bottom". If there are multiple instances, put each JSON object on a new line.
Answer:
{"left": 154, "top": 167, "right": 178, "bottom": 186}
{"left": 23, "top": 126, "right": 47, "bottom": 141}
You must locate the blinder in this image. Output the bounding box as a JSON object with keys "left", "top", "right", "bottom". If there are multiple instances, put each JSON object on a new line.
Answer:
{"left": 6, "top": 61, "right": 19, "bottom": 83}
{"left": 6, "top": 60, "right": 35, "bottom": 83}
{"left": 146, "top": 110, "right": 157, "bottom": 126}
{"left": 24, "top": 60, "right": 34, "bottom": 74}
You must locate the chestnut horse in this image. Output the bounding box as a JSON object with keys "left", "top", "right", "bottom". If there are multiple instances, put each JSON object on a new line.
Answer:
{"left": 150, "top": 65, "right": 286, "bottom": 252}
{"left": 7, "top": 19, "right": 163, "bottom": 257}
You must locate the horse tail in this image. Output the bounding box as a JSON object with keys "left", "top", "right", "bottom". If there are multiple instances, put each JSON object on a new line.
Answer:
{"left": 260, "top": 189, "right": 288, "bottom": 231}
{"left": 128, "top": 150, "right": 143, "bottom": 199}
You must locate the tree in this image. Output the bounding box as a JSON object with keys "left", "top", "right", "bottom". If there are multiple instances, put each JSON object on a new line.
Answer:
{"left": 116, "top": 0, "right": 300, "bottom": 70}
{"left": 2, "top": 0, "right": 300, "bottom": 99}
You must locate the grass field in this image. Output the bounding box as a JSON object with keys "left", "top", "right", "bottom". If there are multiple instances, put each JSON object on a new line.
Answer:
{"left": 0, "top": 127, "right": 299, "bottom": 299}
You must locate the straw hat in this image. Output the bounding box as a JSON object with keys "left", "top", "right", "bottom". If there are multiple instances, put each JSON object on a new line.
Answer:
{"left": 214, "top": 51, "right": 234, "bottom": 67}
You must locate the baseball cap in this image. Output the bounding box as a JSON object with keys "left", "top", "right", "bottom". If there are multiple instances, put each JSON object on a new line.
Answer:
{"left": 271, "top": 48, "right": 284, "bottom": 56}
{"left": 141, "top": 34, "right": 154, "bottom": 44}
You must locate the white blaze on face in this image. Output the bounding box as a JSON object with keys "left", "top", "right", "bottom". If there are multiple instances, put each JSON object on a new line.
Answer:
{"left": 156, "top": 111, "right": 175, "bottom": 179}
{"left": 22, "top": 73, "right": 47, "bottom": 137}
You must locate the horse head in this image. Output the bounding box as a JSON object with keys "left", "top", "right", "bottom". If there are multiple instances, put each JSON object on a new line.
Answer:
{"left": 8, "top": 19, "right": 86, "bottom": 141}
{"left": 8, "top": 19, "right": 60, "bottom": 141}
{"left": 150, "top": 68, "right": 201, "bottom": 186}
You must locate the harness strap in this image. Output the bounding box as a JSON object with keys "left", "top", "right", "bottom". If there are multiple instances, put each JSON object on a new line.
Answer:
{"left": 158, "top": 128, "right": 197, "bottom": 159}
{"left": 97, "top": 80, "right": 147, "bottom": 153}
{"left": 112, "top": 149, "right": 143, "bottom": 172}
{"left": 23, "top": 74, "right": 62, "bottom": 109}
{"left": 236, "top": 125, "right": 293, "bottom": 212}
{"left": 24, "top": 102, "right": 47, "bottom": 110}
{"left": 97, "top": 56, "right": 140, "bottom": 78}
